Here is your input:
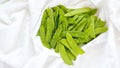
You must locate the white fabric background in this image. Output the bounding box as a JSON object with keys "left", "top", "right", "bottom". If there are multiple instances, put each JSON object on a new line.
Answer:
{"left": 0, "top": 0, "right": 120, "bottom": 68}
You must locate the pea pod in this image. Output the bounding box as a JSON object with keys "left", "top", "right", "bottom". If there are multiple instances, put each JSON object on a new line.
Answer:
{"left": 50, "top": 25, "right": 62, "bottom": 48}
{"left": 95, "top": 26, "right": 108, "bottom": 35}
{"left": 58, "top": 9, "right": 68, "bottom": 31}
{"left": 39, "top": 25, "right": 51, "bottom": 48}
{"left": 59, "top": 43, "right": 73, "bottom": 65}
{"left": 66, "top": 49, "right": 76, "bottom": 60}
{"left": 66, "top": 32, "right": 85, "bottom": 54}
{"left": 46, "top": 17, "right": 54, "bottom": 43}
{"left": 60, "top": 39, "right": 78, "bottom": 57}
{"left": 65, "top": 7, "right": 91, "bottom": 17}
{"left": 85, "top": 15, "right": 95, "bottom": 38}
{"left": 37, "top": 11, "right": 47, "bottom": 36}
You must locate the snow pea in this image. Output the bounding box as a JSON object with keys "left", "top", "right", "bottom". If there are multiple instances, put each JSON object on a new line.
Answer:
{"left": 46, "top": 17, "right": 54, "bottom": 43}
{"left": 66, "top": 49, "right": 76, "bottom": 61}
{"left": 39, "top": 25, "right": 51, "bottom": 48}
{"left": 95, "top": 26, "right": 108, "bottom": 35}
{"left": 65, "top": 7, "right": 91, "bottom": 17}
{"left": 60, "top": 39, "right": 78, "bottom": 57}
{"left": 50, "top": 25, "right": 62, "bottom": 48}
{"left": 59, "top": 43, "right": 73, "bottom": 65}
{"left": 66, "top": 32, "right": 85, "bottom": 54}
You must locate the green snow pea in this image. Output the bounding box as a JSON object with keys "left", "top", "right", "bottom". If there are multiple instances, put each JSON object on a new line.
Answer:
{"left": 95, "top": 26, "right": 108, "bottom": 35}
{"left": 66, "top": 32, "right": 85, "bottom": 54}
{"left": 59, "top": 43, "right": 73, "bottom": 65}
{"left": 65, "top": 7, "right": 91, "bottom": 17}
{"left": 60, "top": 39, "right": 78, "bottom": 57}
{"left": 46, "top": 17, "right": 54, "bottom": 43}
{"left": 66, "top": 49, "right": 76, "bottom": 61}
{"left": 50, "top": 25, "right": 62, "bottom": 48}
{"left": 39, "top": 25, "right": 51, "bottom": 48}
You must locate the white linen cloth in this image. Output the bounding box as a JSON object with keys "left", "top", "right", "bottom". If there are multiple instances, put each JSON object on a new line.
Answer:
{"left": 0, "top": 0, "right": 120, "bottom": 68}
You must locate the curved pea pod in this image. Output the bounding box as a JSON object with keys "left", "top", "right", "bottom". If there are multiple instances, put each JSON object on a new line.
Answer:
{"left": 39, "top": 25, "right": 51, "bottom": 48}
{"left": 59, "top": 43, "right": 73, "bottom": 65}
{"left": 45, "top": 17, "right": 54, "bottom": 43}
{"left": 66, "top": 32, "right": 85, "bottom": 54}
{"left": 66, "top": 49, "right": 76, "bottom": 61}
{"left": 64, "top": 7, "right": 91, "bottom": 17}
{"left": 95, "top": 26, "right": 108, "bottom": 35}
{"left": 60, "top": 39, "right": 78, "bottom": 57}
{"left": 50, "top": 25, "right": 62, "bottom": 48}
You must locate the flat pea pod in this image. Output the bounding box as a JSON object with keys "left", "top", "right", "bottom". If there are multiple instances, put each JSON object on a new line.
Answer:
{"left": 46, "top": 17, "right": 54, "bottom": 43}
{"left": 66, "top": 32, "right": 85, "bottom": 54}
{"left": 60, "top": 39, "right": 78, "bottom": 57}
{"left": 66, "top": 49, "right": 76, "bottom": 61}
{"left": 95, "top": 26, "right": 108, "bottom": 35}
{"left": 50, "top": 25, "right": 62, "bottom": 48}
{"left": 39, "top": 25, "right": 51, "bottom": 48}
{"left": 65, "top": 7, "right": 91, "bottom": 17}
{"left": 59, "top": 43, "right": 73, "bottom": 65}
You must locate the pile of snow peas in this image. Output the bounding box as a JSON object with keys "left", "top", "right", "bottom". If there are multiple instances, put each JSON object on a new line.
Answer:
{"left": 37, "top": 5, "right": 108, "bottom": 65}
